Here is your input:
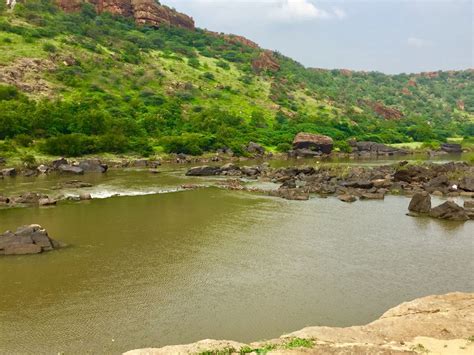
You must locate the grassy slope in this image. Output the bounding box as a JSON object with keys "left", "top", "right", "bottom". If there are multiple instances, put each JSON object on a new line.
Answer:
{"left": 0, "top": 1, "right": 473, "bottom": 161}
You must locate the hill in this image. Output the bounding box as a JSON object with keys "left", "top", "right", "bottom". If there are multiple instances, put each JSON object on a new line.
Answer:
{"left": 0, "top": 0, "right": 473, "bottom": 158}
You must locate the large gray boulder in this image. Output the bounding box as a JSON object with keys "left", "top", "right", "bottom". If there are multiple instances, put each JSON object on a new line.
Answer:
{"left": 429, "top": 201, "right": 469, "bottom": 221}
{"left": 352, "top": 141, "right": 405, "bottom": 155}
{"left": 247, "top": 142, "right": 265, "bottom": 155}
{"left": 1, "top": 168, "right": 16, "bottom": 177}
{"left": 441, "top": 143, "right": 462, "bottom": 153}
{"left": 186, "top": 166, "right": 221, "bottom": 176}
{"left": 293, "top": 133, "right": 333, "bottom": 154}
{"left": 58, "top": 164, "right": 84, "bottom": 175}
{"left": 78, "top": 159, "right": 108, "bottom": 173}
{"left": 0, "top": 225, "right": 62, "bottom": 256}
{"left": 51, "top": 158, "right": 68, "bottom": 169}
{"left": 408, "top": 192, "right": 432, "bottom": 213}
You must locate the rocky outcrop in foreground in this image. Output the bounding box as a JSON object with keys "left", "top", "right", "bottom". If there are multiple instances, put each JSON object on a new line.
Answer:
{"left": 0, "top": 224, "right": 62, "bottom": 255}
{"left": 125, "top": 292, "right": 474, "bottom": 354}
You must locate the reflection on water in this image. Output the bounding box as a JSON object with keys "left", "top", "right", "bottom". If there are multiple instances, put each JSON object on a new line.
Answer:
{"left": 0, "top": 181, "right": 472, "bottom": 354}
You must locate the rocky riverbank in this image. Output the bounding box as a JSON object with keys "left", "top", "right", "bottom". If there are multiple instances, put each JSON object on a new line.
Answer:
{"left": 187, "top": 161, "right": 474, "bottom": 220}
{"left": 124, "top": 292, "right": 474, "bottom": 354}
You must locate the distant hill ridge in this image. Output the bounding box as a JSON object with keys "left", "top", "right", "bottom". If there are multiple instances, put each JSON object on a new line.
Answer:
{"left": 8, "top": 0, "right": 195, "bottom": 29}
{"left": 0, "top": 0, "right": 472, "bottom": 157}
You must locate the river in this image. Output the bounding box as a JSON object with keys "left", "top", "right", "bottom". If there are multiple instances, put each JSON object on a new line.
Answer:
{"left": 0, "top": 159, "right": 473, "bottom": 354}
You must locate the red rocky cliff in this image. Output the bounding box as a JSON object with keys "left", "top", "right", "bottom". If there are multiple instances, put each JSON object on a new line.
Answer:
{"left": 54, "top": 0, "right": 194, "bottom": 29}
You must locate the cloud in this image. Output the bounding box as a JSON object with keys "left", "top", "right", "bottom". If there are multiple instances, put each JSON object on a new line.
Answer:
{"left": 167, "top": 0, "right": 347, "bottom": 24}
{"left": 332, "top": 7, "right": 347, "bottom": 20}
{"left": 407, "top": 37, "right": 433, "bottom": 48}
{"left": 269, "top": 0, "right": 349, "bottom": 22}
{"left": 269, "top": 0, "right": 330, "bottom": 22}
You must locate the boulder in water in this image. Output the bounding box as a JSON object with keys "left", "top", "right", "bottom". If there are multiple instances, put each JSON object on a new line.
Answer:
{"left": 186, "top": 166, "right": 220, "bottom": 176}
{"left": 408, "top": 192, "right": 431, "bottom": 213}
{"left": 429, "top": 201, "right": 469, "bottom": 221}
{"left": 0, "top": 225, "right": 62, "bottom": 256}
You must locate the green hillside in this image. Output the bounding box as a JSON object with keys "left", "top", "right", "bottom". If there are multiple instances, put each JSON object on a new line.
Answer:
{"left": 0, "top": 0, "right": 473, "bottom": 158}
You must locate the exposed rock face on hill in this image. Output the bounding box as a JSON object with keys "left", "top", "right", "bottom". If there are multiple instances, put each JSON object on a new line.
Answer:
{"left": 362, "top": 100, "right": 404, "bottom": 120}
{"left": 125, "top": 292, "right": 474, "bottom": 354}
{"left": 52, "top": 0, "right": 195, "bottom": 29}
{"left": 252, "top": 50, "right": 280, "bottom": 72}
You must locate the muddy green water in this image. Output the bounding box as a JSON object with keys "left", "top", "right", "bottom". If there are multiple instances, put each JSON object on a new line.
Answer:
{"left": 0, "top": 165, "right": 473, "bottom": 354}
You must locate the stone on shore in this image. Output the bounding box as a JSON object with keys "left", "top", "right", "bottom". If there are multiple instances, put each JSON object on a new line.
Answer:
{"left": 292, "top": 132, "right": 333, "bottom": 154}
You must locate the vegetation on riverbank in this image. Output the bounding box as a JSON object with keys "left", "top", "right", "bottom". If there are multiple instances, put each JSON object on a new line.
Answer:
{"left": 0, "top": 0, "right": 473, "bottom": 159}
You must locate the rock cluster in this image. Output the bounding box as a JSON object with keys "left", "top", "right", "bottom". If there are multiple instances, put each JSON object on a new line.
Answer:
{"left": 0, "top": 225, "right": 62, "bottom": 256}
{"left": 349, "top": 140, "right": 407, "bottom": 156}
{"left": 408, "top": 192, "right": 472, "bottom": 221}
{"left": 185, "top": 161, "right": 474, "bottom": 209}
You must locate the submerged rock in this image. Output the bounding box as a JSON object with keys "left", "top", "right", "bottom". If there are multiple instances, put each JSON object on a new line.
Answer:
{"left": 338, "top": 194, "right": 357, "bottom": 203}
{"left": 0, "top": 225, "right": 62, "bottom": 256}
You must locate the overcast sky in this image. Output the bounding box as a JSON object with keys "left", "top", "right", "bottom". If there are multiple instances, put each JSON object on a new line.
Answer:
{"left": 163, "top": 0, "right": 473, "bottom": 74}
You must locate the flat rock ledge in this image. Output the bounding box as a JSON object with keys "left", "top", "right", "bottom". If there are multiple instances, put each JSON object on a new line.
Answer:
{"left": 124, "top": 292, "right": 474, "bottom": 355}
{"left": 0, "top": 224, "right": 62, "bottom": 256}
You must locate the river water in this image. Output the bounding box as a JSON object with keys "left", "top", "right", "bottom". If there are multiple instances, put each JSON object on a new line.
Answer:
{"left": 0, "top": 159, "right": 473, "bottom": 354}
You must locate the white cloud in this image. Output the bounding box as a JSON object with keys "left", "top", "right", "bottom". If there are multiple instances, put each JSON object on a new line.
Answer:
{"left": 332, "top": 7, "right": 347, "bottom": 20}
{"left": 166, "top": 0, "right": 347, "bottom": 24}
{"left": 269, "top": 0, "right": 331, "bottom": 22}
{"left": 407, "top": 37, "right": 433, "bottom": 48}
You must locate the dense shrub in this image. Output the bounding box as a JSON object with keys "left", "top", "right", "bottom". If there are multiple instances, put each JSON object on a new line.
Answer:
{"left": 41, "top": 134, "right": 100, "bottom": 156}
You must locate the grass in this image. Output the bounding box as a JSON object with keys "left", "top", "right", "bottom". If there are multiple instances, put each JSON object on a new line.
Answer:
{"left": 283, "top": 337, "right": 314, "bottom": 349}
{"left": 389, "top": 142, "right": 424, "bottom": 149}
{"left": 198, "top": 338, "right": 314, "bottom": 355}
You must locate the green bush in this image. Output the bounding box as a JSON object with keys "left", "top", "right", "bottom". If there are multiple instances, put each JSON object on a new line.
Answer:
{"left": 41, "top": 134, "right": 100, "bottom": 156}
{"left": 14, "top": 134, "right": 34, "bottom": 147}
{"left": 216, "top": 60, "right": 230, "bottom": 70}
{"left": 187, "top": 57, "right": 200, "bottom": 69}
{"left": 276, "top": 142, "right": 292, "bottom": 152}
{"left": 421, "top": 141, "right": 441, "bottom": 150}
{"left": 42, "top": 42, "right": 57, "bottom": 53}
{"left": 0, "top": 85, "right": 20, "bottom": 101}
{"left": 160, "top": 133, "right": 214, "bottom": 155}
{"left": 334, "top": 140, "right": 352, "bottom": 153}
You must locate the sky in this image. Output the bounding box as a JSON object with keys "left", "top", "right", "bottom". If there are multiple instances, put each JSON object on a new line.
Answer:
{"left": 163, "top": 0, "right": 473, "bottom": 74}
